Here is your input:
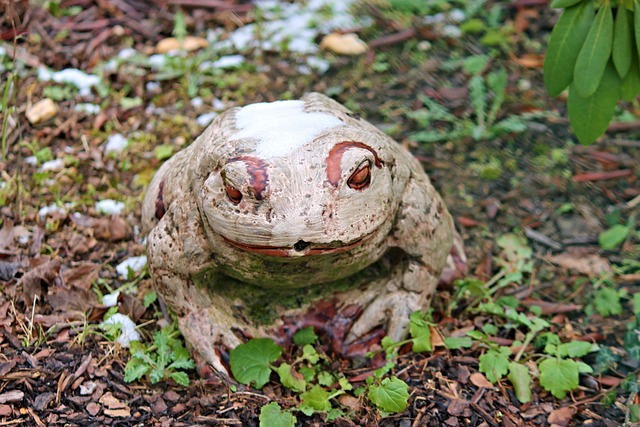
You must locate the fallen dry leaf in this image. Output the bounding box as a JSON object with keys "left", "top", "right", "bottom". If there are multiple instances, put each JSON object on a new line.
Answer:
{"left": 547, "top": 251, "right": 612, "bottom": 276}
{"left": 320, "top": 33, "right": 368, "bottom": 55}
{"left": 547, "top": 406, "right": 575, "bottom": 426}
{"left": 19, "top": 258, "right": 61, "bottom": 306}
{"left": 469, "top": 372, "right": 494, "bottom": 389}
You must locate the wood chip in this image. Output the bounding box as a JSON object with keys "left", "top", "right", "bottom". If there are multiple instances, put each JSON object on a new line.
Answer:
{"left": 26, "top": 98, "right": 59, "bottom": 125}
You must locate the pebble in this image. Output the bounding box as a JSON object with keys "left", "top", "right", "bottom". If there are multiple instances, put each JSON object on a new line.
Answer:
{"left": 26, "top": 98, "right": 58, "bottom": 124}
{"left": 320, "top": 33, "right": 368, "bottom": 55}
{"left": 156, "top": 36, "right": 208, "bottom": 53}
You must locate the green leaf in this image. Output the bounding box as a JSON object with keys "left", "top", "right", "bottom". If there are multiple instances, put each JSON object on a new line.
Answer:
{"left": 557, "top": 340, "right": 597, "bottom": 358}
{"left": 593, "top": 287, "right": 623, "bottom": 317}
{"left": 409, "top": 311, "right": 432, "bottom": 353}
{"left": 633, "top": 293, "right": 640, "bottom": 315}
{"left": 229, "top": 338, "right": 282, "bottom": 389}
{"left": 154, "top": 144, "right": 175, "bottom": 161}
{"left": 613, "top": 5, "right": 632, "bottom": 78}
{"left": 169, "top": 371, "right": 190, "bottom": 386}
{"left": 276, "top": 363, "right": 306, "bottom": 392}
{"left": 317, "top": 371, "right": 335, "bottom": 387}
{"left": 299, "top": 385, "right": 331, "bottom": 415}
{"left": 444, "top": 336, "right": 473, "bottom": 350}
{"left": 573, "top": 4, "right": 614, "bottom": 97}
{"left": 259, "top": 402, "right": 296, "bottom": 427}
{"left": 539, "top": 357, "right": 580, "bottom": 399}
{"left": 367, "top": 376, "right": 409, "bottom": 414}
{"left": 544, "top": 1, "right": 594, "bottom": 96}
{"left": 507, "top": 362, "right": 532, "bottom": 403}
{"left": 599, "top": 224, "right": 630, "bottom": 249}
{"left": 551, "top": 0, "right": 583, "bottom": 8}
{"left": 293, "top": 326, "right": 318, "bottom": 346}
{"left": 576, "top": 361, "right": 594, "bottom": 374}
{"left": 479, "top": 347, "right": 510, "bottom": 383}
{"left": 568, "top": 62, "right": 621, "bottom": 144}
{"left": 124, "top": 357, "right": 150, "bottom": 383}
{"left": 143, "top": 290, "right": 157, "bottom": 308}
{"left": 621, "top": 50, "right": 640, "bottom": 101}
{"left": 302, "top": 344, "right": 320, "bottom": 364}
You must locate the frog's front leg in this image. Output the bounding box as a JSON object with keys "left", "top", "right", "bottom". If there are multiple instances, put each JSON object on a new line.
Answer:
{"left": 346, "top": 172, "right": 454, "bottom": 343}
{"left": 147, "top": 197, "right": 249, "bottom": 376}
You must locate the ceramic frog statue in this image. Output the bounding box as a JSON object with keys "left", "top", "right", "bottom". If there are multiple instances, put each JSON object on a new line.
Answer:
{"left": 142, "top": 93, "right": 457, "bottom": 375}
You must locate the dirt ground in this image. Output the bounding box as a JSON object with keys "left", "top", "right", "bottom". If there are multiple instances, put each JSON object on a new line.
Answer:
{"left": 0, "top": 0, "right": 638, "bottom": 426}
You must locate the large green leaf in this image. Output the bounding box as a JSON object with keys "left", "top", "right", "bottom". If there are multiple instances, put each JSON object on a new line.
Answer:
{"left": 568, "top": 62, "right": 621, "bottom": 144}
{"left": 621, "top": 50, "right": 640, "bottom": 100}
{"left": 613, "top": 5, "right": 632, "bottom": 78}
{"left": 544, "top": 1, "right": 594, "bottom": 96}
{"left": 229, "top": 338, "right": 282, "bottom": 389}
{"left": 574, "top": 4, "right": 614, "bottom": 97}
{"left": 551, "top": 0, "right": 584, "bottom": 7}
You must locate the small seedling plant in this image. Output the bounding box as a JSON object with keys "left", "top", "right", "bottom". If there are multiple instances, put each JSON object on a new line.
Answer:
{"left": 123, "top": 323, "right": 195, "bottom": 386}
{"left": 229, "top": 326, "right": 411, "bottom": 425}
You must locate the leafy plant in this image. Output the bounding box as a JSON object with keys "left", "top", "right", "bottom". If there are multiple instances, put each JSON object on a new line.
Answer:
{"left": 409, "top": 67, "right": 530, "bottom": 144}
{"left": 124, "top": 324, "right": 195, "bottom": 386}
{"left": 544, "top": 0, "right": 640, "bottom": 144}
{"left": 228, "top": 327, "right": 410, "bottom": 422}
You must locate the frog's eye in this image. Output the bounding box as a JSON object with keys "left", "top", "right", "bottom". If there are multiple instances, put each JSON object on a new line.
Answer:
{"left": 224, "top": 182, "right": 243, "bottom": 204}
{"left": 347, "top": 160, "right": 371, "bottom": 190}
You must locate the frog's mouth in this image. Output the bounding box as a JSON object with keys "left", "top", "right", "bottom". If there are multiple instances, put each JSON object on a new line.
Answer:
{"left": 221, "top": 236, "right": 366, "bottom": 258}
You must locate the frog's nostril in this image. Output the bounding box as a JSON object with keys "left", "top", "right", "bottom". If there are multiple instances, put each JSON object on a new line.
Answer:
{"left": 293, "top": 240, "right": 310, "bottom": 252}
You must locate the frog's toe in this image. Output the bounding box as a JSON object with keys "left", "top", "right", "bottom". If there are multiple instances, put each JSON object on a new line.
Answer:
{"left": 346, "top": 291, "right": 419, "bottom": 343}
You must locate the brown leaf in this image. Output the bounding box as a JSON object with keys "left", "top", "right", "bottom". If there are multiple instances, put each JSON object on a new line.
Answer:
{"left": 48, "top": 262, "right": 100, "bottom": 312}
{"left": 99, "top": 392, "right": 127, "bottom": 409}
{"left": 470, "top": 372, "right": 494, "bottom": 389}
{"left": 93, "top": 216, "right": 129, "bottom": 241}
{"left": 547, "top": 251, "right": 612, "bottom": 276}
{"left": 457, "top": 216, "right": 480, "bottom": 227}
{"left": 19, "top": 259, "right": 61, "bottom": 306}
{"left": 521, "top": 299, "right": 582, "bottom": 315}
{"left": 572, "top": 169, "right": 632, "bottom": 182}
{"left": 547, "top": 406, "right": 575, "bottom": 426}
{"left": 0, "top": 220, "right": 15, "bottom": 250}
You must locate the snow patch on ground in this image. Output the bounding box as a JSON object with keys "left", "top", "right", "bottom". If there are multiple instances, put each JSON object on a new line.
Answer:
{"left": 104, "top": 134, "right": 128, "bottom": 154}
{"left": 37, "top": 68, "right": 100, "bottom": 97}
{"left": 103, "top": 291, "right": 120, "bottom": 307}
{"left": 116, "top": 256, "right": 147, "bottom": 279}
{"left": 75, "top": 103, "right": 101, "bottom": 115}
{"left": 96, "top": 199, "right": 125, "bottom": 215}
{"left": 101, "top": 314, "right": 141, "bottom": 347}
{"left": 38, "top": 204, "right": 68, "bottom": 219}
{"left": 40, "top": 158, "right": 64, "bottom": 172}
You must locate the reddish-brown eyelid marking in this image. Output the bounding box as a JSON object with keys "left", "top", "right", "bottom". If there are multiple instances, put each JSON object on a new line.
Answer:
{"left": 227, "top": 156, "right": 270, "bottom": 200}
{"left": 155, "top": 180, "right": 166, "bottom": 220}
{"left": 326, "top": 141, "right": 382, "bottom": 187}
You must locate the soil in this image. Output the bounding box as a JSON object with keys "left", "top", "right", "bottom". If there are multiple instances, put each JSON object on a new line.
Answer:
{"left": 0, "top": 1, "right": 638, "bottom": 426}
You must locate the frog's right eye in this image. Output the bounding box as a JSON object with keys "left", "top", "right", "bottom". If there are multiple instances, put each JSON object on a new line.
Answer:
{"left": 224, "top": 182, "right": 242, "bottom": 204}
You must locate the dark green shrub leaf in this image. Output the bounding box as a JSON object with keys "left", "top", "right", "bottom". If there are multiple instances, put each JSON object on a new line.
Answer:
{"left": 621, "top": 50, "right": 640, "bottom": 100}
{"left": 544, "top": 1, "right": 594, "bottom": 96}
{"left": 573, "top": 4, "right": 614, "bottom": 97}
{"left": 568, "top": 62, "right": 621, "bottom": 144}
{"left": 613, "top": 5, "right": 632, "bottom": 78}
{"left": 551, "top": 0, "right": 584, "bottom": 8}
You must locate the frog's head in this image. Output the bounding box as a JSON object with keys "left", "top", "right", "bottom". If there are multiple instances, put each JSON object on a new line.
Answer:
{"left": 197, "top": 95, "right": 409, "bottom": 262}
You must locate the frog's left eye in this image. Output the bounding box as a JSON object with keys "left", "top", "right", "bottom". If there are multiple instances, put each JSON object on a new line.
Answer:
{"left": 224, "top": 183, "right": 243, "bottom": 204}
{"left": 347, "top": 160, "right": 371, "bottom": 190}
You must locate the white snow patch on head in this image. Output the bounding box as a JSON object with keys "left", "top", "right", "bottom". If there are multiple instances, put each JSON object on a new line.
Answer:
{"left": 231, "top": 100, "right": 343, "bottom": 158}
{"left": 101, "top": 313, "right": 141, "bottom": 347}
{"left": 196, "top": 112, "right": 217, "bottom": 127}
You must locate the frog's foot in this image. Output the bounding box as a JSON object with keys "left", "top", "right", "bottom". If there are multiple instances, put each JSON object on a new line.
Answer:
{"left": 439, "top": 230, "right": 468, "bottom": 287}
{"left": 345, "top": 289, "right": 421, "bottom": 344}
{"left": 178, "top": 308, "right": 245, "bottom": 378}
